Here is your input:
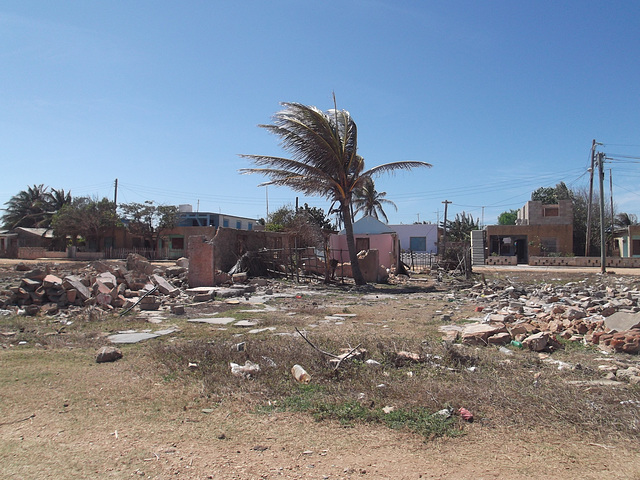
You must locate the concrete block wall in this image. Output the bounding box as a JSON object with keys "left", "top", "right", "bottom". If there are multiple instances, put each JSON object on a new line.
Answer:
{"left": 485, "top": 256, "right": 518, "bottom": 266}
{"left": 187, "top": 235, "right": 215, "bottom": 287}
{"left": 528, "top": 256, "right": 640, "bottom": 268}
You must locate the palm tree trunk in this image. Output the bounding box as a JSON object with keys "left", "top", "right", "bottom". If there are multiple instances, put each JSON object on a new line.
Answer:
{"left": 341, "top": 201, "right": 366, "bottom": 285}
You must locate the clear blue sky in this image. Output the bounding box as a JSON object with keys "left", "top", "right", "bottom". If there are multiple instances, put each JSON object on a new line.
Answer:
{"left": 2, "top": 1, "right": 639, "bottom": 226}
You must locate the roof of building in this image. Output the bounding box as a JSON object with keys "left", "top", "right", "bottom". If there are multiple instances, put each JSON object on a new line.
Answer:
{"left": 14, "top": 227, "right": 54, "bottom": 238}
{"left": 338, "top": 215, "right": 395, "bottom": 235}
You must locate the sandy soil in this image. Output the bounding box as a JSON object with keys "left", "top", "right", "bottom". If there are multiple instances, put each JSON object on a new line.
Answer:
{"left": 1, "top": 259, "right": 639, "bottom": 479}
{"left": 2, "top": 348, "right": 639, "bottom": 480}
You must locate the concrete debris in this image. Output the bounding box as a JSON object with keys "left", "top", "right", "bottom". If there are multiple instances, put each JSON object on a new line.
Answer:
{"left": 108, "top": 328, "right": 178, "bottom": 344}
{"left": 0, "top": 253, "right": 272, "bottom": 317}
{"left": 446, "top": 275, "right": 640, "bottom": 354}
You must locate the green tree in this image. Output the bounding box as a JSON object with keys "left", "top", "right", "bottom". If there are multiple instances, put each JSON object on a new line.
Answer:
{"left": 497, "top": 209, "right": 519, "bottom": 225}
{"left": 352, "top": 177, "right": 397, "bottom": 223}
{"left": 445, "top": 212, "right": 479, "bottom": 242}
{"left": 240, "top": 101, "right": 431, "bottom": 285}
{"left": 51, "top": 197, "right": 118, "bottom": 250}
{"left": 298, "top": 203, "right": 333, "bottom": 231}
{"left": 2, "top": 184, "right": 55, "bottom": 228}
{"left": 265, "top": 205, "right": 296, "bottom": 232}
{"left": 119, "top": 201, "right": 179, "bottom": 250}
{"left": 266, "top": 203, "right": 334, "bottom": 247}
{"left": 531, "top": 181, "right": 572, "bottom": 205}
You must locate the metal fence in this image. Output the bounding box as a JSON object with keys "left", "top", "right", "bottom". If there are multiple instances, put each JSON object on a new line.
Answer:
{"left": 400, "top": 251, "right": 437, "bottom": 271}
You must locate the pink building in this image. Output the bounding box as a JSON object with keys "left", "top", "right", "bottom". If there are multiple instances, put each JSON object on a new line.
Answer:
{"left": 329, "top": 216, "right": 400, "bottom": 269}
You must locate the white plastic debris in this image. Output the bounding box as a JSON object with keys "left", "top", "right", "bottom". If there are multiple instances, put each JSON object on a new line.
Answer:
{"left": 230, "top": 360, "right": 260, "bottom": 377}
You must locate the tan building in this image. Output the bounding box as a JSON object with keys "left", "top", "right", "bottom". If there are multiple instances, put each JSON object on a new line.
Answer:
{"left": 485, "top": 200, "right": 573, "bottom": 263}
{"left": 613, "top": 225, "right": 640, "bottom": 258}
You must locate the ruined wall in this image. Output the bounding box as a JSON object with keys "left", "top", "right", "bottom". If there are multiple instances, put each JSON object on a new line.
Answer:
{"left": 187, "top": 229, "right": 293, "bottom": 287}
{"left": 210, "top": 227, "right": 292, "bottom": 272}
{"left": 187, "top": 235, "right": 215, "bottom": 287}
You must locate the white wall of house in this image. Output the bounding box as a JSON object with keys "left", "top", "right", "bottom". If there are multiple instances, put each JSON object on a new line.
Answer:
{"left": 389, "top": 224, "right": 438, "bottom": 253}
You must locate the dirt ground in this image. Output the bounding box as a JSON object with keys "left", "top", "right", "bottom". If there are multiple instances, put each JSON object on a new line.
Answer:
{"left": 1, "top": 260, "right": 640, "bottom": 480}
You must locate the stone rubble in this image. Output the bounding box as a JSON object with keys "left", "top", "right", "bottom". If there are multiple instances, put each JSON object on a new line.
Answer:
{"left": 441, "top": 275, "right": 640, "bottom": 356}
{"left": 0, "top": 253, "right": 276, "bottom": 318}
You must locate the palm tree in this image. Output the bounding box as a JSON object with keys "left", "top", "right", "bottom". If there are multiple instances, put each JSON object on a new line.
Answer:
{"left": 444, "top": 211, "right": 479, "bottom": 242}
{"left": 2, "top": 184, "right": 50, "bottom": 229}
{"left": 46, "top": 188, "right": 72, "bottom": 212}
{"left": 614, "top": 212, "right": 638, "bottom": 228}
{"left": 352, "top": 177, "right": 397, "bottom": 223}
{"left": 2, "top": 185, "right": 72, "bottom": 229}
{"left": 240, "top": 101, "right": 431, "bottom": 285}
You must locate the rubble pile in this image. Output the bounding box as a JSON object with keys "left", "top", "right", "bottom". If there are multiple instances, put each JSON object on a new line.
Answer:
{"left": 0, "top": 254, "right": 189, "bottom": 316}
{"left": 442, "top": 276, "right": 640, "bottom": 355}
{"left": 0, "top": 254, "right": 277, "bottom": 318}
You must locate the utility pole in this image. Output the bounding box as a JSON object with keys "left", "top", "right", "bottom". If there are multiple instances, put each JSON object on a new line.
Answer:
{"left": 265, "top": 186, "right": 269, "bottom": 220}
{"left": 598, "top": 152, "right": 606, "bottom": 273}
{"left": 112, "top": 178, "right": 118, "bottom": 253}
{"left": 586, "top": 140, "right": 601, "bottom": 256}
{"left": 417, "top": 213, "right": 420, "bottom": 223}
{"left": 441, "top": 200, "right": 452, "bottom": 252}
{"left": 610, "top": 168, "right": 615, "bottom": 246}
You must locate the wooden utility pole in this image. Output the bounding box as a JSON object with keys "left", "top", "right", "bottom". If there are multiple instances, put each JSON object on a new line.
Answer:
{"left": 114, "top": 178, "right": 118, "bottom": 206}
{"left": 585, "top": 141, "right": 596, "bottom": 256}
{"left": 598, "top": 152, "right": 606, "bottom": 273}
{"left": 441, "top": 200, "right": 452, "bottom": 251}
{"left": 610, "top": 168, "right": 614, "bottom": 244}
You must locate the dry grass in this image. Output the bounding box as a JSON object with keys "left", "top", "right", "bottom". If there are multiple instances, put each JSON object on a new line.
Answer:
{"left": 150, "top": 328, "right": 640, "bottom": 440}
{"left": 2, "top": 271, "right": 639, "bottom": 446}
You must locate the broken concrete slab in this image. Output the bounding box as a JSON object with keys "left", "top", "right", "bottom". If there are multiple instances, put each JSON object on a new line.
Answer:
{"left": 522, "top": 332, "right": 550, "bottom": 351}
{"left": 96, "top": 272, "right": 118, "bottom": 289}
{"left": 108, "top": 328, "right": 177, "bottom": 344}
{"left": 604, "top": 311, "right": 640, "bottom": 332}
{"left": 248, "top": 327, "right": 276, "bottom": 334}
{"left": 62, "top": 275, "right": 91, "bottom": 301}
{"left": 234, "top": 320, "right": 259, "bottom": 327}
{"left": 461, "top": 323, "right": 507, "bottom": 346}
{"left": 188, "top": 317, "right": 236, "bottom": 325}
{"left": 151, "top": 274, "right": 179, "bottom": 297}
{"left": 42, "top": 274, "right": 63, "bottom": 288}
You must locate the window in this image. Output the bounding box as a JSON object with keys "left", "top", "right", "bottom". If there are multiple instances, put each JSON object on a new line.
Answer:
{"left": 223, "top": 219, "right": 229, "bottom": 228}
{"left": 409, "top": 236, "right": 427, "bottom": 251}
{"left": 355, "top": 237, "right": 370, "bottom": 252}
{"left": 543, "top": 207, "right": 559, "bottom": 217}
{"left": 248, "top": 222, "right": 253, "bottom": 231}
{"left": 236, "top": 221, "right": 242, "bottom": 229}
{"left": 171, "top": 237, "right": 184, "bottom": 250}
{"left": 632, "top": 239, "right": 640, "bottom": 256}
{"left": 541, "top": 238, "right": 557, "bottom": 253}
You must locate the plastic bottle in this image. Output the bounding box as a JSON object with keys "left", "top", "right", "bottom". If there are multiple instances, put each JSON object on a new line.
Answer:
{"left": 291, "top": 364, "right": 311, "bottom": 384}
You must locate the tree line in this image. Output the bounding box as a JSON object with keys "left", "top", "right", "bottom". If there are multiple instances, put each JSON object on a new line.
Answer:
{"left": 1, "top": 186, "right": 178, "bottom": 252}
